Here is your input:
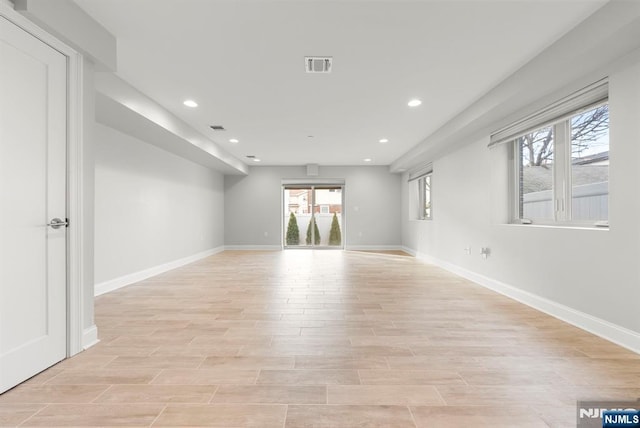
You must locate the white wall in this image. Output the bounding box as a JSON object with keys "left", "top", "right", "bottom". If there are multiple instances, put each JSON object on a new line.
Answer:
{"left": 94, "top": 123, "right": 225, "bottom": 286}
{"left": 402, "top": 58, "right": 640, "bottom": 340}
{"left": 225, "top": 166, "right": 401, "bottom": 248}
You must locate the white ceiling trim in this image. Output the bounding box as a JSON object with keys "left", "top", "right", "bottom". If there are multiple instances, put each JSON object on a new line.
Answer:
{"left": 95, "top": 73, "right": 248, "bottom": 175}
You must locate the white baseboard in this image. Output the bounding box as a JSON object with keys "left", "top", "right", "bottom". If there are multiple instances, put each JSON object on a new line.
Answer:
{"left": 224, "top": 245, "right": 408, "bottom": 252}
{"left": 224, "top": 245, "right": 282, "bottom": 251}
{"left": 82, "top": 325, "right": 99, "bottom": 350}
{"left": 95, "top": 246, "right": 225, "bottom": 296}
{"left": 411, "top": 249, "right": 640, "bottom": 355}
{"left": 346, "top": 245, "right": 405, "bottom": 251}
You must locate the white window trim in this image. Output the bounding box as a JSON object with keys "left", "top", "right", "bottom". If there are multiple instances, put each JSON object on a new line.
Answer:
{"left": 407, "top": 162, "right": 433, "bottom": 221}
{"left": 506, "top": 100, "right": 609, "bottom": 228}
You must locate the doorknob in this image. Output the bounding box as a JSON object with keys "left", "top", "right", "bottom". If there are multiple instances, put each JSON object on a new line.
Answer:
{"left": 47, "top": 218, "right": 68, "bottom": 229}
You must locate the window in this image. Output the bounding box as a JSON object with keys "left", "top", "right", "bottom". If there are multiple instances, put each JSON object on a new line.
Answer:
{"left": 491, "top": 79, "right": 609, "bottom": 227}
{"left": 408, "top": 163, "right": 433, "bottom": 221}
{"left": 418, "top": 174, "right": 432, "bottom": 220}
{"left": 514, "top": 103, "right": 609, "bottom": 225}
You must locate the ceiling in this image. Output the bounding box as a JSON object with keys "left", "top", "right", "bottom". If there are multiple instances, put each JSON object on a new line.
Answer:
{"left": 73, "top": 0, "right": 606, "bottom": 167}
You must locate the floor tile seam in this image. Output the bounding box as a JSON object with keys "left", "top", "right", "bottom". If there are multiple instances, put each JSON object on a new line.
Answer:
{"left": 406, "top": 405, "right": 420, "bottom": 428}
{"left": 206, "top": 385, "right": 219, "bottom": 404}
{"left": 147, "top": 370, "right": 166, "bottom": 385}
{"left": 16, "top": 403, "right": 50, "bottom": 427}
{"left": 40, "top": 369, "right": 65, "bottom": 385}
{"left": 88, "top": 384, "right": 113, "bottom": 403}
{"left": 432, "top": 385, "right": 449, "bottom": 406}
{"left": 193, "top": 356, "right": 208, "bottom": 370}
{"left": 148, "top": 404, "right": 167, "bottom": 427}
{"left": 31, "top": 381, "right": 164, "bottom": 386}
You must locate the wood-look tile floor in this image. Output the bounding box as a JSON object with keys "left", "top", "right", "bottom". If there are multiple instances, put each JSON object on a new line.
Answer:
{"left": 2, "top": 250, "right": 640, "bottom": 427}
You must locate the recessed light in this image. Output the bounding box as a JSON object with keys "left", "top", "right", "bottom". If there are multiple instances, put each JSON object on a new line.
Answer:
{"left": 363, "top": 158, "right": 372, "bottom": 162}
{"left": 253, "top": 158, "right": 261, "bottom": 162}
{"left": 379, "top": 138, "right": 389, "bottom": 144}
{"left": 183, "top": 99, "right": 198, "bottom": 108}
{"left": 229, "top": 138, "right": 239, "bottom": 143}
{"left": 408, "top": 99, "right": 422, "bottom": 107}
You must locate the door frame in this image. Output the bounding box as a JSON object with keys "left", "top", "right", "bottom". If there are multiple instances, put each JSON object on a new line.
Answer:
{"left": 1, "top": 3, "right": 86, "bottom": 357}
{"left": 281, "top": 180, "right": 346, "bottom": 250}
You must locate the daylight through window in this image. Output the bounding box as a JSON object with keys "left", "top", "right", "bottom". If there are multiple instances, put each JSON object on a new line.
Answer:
{"left": 490, "top": 80, "right": 609, "bottom": 227}
{"left": 408, "top": 165, "right": 433, "bottom": 221}
{"left": 515, "top": 103, "right": 609, "bottom": 225}
{"left": 420, "top": 174, "right": 432, "bottom": 220}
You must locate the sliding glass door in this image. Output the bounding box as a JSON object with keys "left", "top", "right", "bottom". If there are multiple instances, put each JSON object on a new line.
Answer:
{"left": 283, "top": 185, "right": 343, "bottom": 248}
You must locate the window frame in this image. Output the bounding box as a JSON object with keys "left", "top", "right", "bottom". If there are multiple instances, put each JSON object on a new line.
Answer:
{"left": 408, "top": 163, "right": 433, "bottom": 222}
{"left": 508, "top": 100, "right": 609, "bottom": 228}
{"left": 417, "top": 173, "right": 432, "bottom": 221}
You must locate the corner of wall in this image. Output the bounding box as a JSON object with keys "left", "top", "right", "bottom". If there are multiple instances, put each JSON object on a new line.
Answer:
{"left": 94, "top": 246, "right": 225, "bottom": 296}
{"left": 345, "top": 245, "right": 405, "bottom": 251}
{"left": 400, "top": 246, "right": 417, "bottom": 257}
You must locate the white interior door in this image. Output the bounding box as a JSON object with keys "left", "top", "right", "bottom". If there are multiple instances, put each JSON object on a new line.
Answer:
{"left": 0, "top": 16, "right": 67, "bottom": 394}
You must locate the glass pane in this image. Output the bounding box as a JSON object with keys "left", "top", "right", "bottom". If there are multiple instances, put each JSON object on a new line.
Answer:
{"left": 571, "top": 104, "right": 609, "bottom": 222}
{"left": 284, "top": 187, "right": 342, "bottom": 247}
{"left": 314, "top": 188, "right": 342, "bottom": 246}
{"left": 519, "top": 126, "right": 554, "bottom": 219}
{"left": 283, "top": 188, "right": 312, "bottom": 246}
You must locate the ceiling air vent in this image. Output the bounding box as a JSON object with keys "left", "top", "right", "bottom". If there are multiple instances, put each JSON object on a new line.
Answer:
{"left": 210, "top": 125, "right": 225, "bottom": 131}
{"left": 305, "top": 56, "right": 332, "bottom": 73}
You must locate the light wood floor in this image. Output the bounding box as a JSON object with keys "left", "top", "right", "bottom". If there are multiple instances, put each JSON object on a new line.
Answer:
{"left": 2, "top": 250, "right": 640, "bottom": 427}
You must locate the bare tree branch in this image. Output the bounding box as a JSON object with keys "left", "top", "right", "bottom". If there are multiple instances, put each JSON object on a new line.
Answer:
{"left": 520, "top": 104, "right": 609, "bottom": 166}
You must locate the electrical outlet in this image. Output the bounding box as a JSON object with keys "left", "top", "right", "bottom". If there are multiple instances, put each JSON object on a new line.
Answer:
{"left": 464, "top": 247, "right": 472, "bottom": 255}
{"left": 480, "top": 247, "right": 491, "bottom": 259}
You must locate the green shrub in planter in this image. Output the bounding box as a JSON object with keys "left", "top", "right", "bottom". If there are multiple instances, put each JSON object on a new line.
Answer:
{"left": 286, "top": 212, "right": 300, "bottom": 245}
{"left": 329, "top": 212, "right": 341, "bottom": 246}
{"left": 306, "top": 216, "right": 321, "bottom": 245}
